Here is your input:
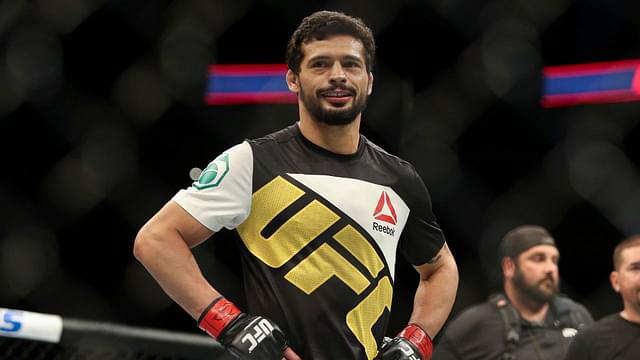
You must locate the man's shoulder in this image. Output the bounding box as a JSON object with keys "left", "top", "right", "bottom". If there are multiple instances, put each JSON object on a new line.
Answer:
{"left": 436, "top": 300, "right": 504, "bottom": 353}
{"left": 565, "top": 315, "right": 622, "bottom": 360}
{"left": 248, "top": 124, "right": 299, "bottom": 146}
{"left": 568, "top": 313, "right": 623, "bottom": 353}
{"left": 362, "top": 135, "right": 412, "bottom": 168}
{"left": 590, "top": 313, "right": 626, "bottom": 332}
{"left": 360, "top": 135, "right": 425, "bottom": 191}
{"left": 553, "top": 294, "right": 594, "bottom": 324}
{"left": 446, "top": 301, "right": 499, "bottom": 332}
{"left": 553, "top": 294, "right": 587, "bottom": 309}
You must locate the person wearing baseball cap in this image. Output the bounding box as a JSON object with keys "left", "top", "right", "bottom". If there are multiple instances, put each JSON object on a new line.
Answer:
{"left": 432, "top": 225, "right": 594, "bottom": 360}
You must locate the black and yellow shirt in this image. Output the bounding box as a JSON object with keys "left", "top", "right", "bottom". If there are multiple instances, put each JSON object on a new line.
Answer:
{"left": 173, "top": 123, "right": 445, "bottom": 360}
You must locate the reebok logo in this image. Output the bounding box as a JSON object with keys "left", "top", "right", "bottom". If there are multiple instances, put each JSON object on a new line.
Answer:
{"left": 373, "top": 191, "right": 397, "bottom": 225}
{"left": 373, "top": 191, "right": 397, "bottom": 236}
{"left": 373, "top": 222, "right": 395, "bottom": 236}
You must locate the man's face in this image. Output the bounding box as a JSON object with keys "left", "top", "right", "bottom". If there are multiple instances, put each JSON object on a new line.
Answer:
{"left": 511, "top": 245, "right": 560, "bottom": 303}
{"left": 611, "top": 245, "right": 640, "bottom": 316}
{"left": 289, "top": 35, "right": 373, "bottom": 125}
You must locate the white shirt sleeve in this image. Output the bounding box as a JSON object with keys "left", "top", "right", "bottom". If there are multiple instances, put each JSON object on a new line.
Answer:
{"left": 172, "top": 141, "right": 253, "bottom": 232}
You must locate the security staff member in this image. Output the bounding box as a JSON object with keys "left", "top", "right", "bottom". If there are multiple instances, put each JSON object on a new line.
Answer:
{"left": 432, "top": 225, "right": 593, "bottom": 360}
{"left": 564, "top": 235, "right": 640, "bottom": 360}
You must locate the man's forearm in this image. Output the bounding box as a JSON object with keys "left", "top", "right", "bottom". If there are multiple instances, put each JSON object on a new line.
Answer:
{"left": 134, "top": 227, "right": 219, "bottom": 319}
{"left": 409, "top": 252, "right": 458, "bottom": 338}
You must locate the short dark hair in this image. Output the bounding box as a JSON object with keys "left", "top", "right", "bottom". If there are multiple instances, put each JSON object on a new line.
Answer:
{"left": 613, "top": 235, "right": 640, "bottom": 270}
{"left": 286, "top": 10, "right": 376, "bottom": 74}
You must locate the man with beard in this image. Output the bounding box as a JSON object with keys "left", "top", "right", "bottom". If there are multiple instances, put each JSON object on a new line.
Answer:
{"left": 564, "top": 235, "right": 640, "bottom": 360}
{"left": 134, "top": 10, "right": 458, "bottom": 360}
{"left": 431, "top": 225, "right": 593, "bottom": 360}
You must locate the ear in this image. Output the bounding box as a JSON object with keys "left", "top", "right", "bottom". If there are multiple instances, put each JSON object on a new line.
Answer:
{"left": 502, "top": 257, "right": 515, "bottom": 278}
{"left": 610, "top": 270, "right": 621, "bottom": 293}
{"left": 286, "top": 69, "right": 299, "bottom": 93}
{"left": 367, "top": 72, "right": 374, "bottom": 95}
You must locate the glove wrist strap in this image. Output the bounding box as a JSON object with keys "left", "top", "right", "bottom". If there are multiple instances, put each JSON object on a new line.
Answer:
{"left": 398, "top": 323, "right": 433, "bottom": 359}
{"left": 197, "top": 297, "right": 241, "bottom": 339}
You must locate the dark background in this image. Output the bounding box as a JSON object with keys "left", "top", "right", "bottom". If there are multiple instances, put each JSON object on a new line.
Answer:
{"left": 1, "top": 0, "right": 639, "bottom": 339}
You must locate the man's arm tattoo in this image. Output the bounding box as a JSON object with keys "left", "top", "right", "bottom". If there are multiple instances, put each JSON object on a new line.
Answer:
{"left": 427, "top": 254, "right": 441, "bottom": 264}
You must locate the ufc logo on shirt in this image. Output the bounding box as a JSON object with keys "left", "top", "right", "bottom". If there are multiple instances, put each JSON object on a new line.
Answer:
{"left": 237, "top": 176, "right": 408, "bottom": 359}
{"left": 241, "top": 318, "right": 275, "bottom": 353}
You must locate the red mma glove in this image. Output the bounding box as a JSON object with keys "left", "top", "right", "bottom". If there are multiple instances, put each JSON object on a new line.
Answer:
{"left": 198, "top": 297, "right": 288, "bottom": 360}
{"left": 375, "top": 324, "right": 433, "bottom": 360}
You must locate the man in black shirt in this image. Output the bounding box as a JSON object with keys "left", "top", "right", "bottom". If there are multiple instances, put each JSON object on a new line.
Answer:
{"left": 564, "top": 235, "right": 640, "bottom": 360}
{"left": 432, "top": 225, "right": 593, "bottom": 360}
{"left": 133, "top": 10, "right": 458, "bottom": 360}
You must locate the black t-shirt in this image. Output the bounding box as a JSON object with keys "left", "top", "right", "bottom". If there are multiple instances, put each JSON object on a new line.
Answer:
{"left": 175, "top": 124, "right": 446, "bottom": 360}
{"left": 565, "top": 313, "right": 640, "bottom": 360}
{"left": 432, "top": 295, "right": 593, "bottom": 360}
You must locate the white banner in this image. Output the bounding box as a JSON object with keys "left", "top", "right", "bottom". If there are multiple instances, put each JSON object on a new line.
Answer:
{"left": 0, "top": 308, "right": 63, "bottom": 343}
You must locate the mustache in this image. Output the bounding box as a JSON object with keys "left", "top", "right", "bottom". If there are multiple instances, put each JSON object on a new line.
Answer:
{"left": 317, "top": 84, "right": 357, "bottom": 95}
{"left": 538, "top": 275, "right": 556, "bottom": 285}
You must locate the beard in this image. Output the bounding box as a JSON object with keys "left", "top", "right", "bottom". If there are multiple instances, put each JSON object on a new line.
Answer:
{"left": 299, "top": 83, "right": 368, "bottom": 125}
{"left": 512, "top": 266, "right": 560, "bottom": 304}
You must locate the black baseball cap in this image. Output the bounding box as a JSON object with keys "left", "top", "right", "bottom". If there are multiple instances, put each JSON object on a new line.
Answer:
{"left": 499, "top": 225, "right": 556, "bottom": 258}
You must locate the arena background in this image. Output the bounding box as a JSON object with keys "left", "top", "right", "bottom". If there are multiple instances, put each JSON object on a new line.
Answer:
{"left": 1, "top": 0, "right": 639, "bottom": 344}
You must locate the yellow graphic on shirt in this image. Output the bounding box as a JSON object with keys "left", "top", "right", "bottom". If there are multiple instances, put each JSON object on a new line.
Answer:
{"left": 347, "top": 276, "right": 393, "bottom": 360}
{"left": 237, "top": 176, "right": 393, "bottom": 360}
{"left": 284, "top": 243, "right": 370, "bottom": 295}
{"left": 237, "top": 176, "right": 339, "bottom": 268}
{"left": 333, "top": 225, "right": 385, "bottom": 278}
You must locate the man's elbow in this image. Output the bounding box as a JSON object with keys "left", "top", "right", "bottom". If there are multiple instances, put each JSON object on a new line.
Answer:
{"left": 445, "top": 251, "right": 459, "bottom": 285}
{"left": 133, "top": 226, "right": 156, "bottom": 264}
{"left": 428, "top": 247, "right": 459, "bottom": 289}
{"left": 432, "top": 244, "right": 459, "bottom": 277}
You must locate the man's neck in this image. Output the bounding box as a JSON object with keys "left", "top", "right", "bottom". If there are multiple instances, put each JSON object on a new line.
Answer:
{"left": 505, "top": 287, "right": 550, "bottom": 323}
{"left": 620, "top": 306, "right": 640, "bottom": 324}
{"left": 297, "top": 114, "right": 361, "bottom": 155}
